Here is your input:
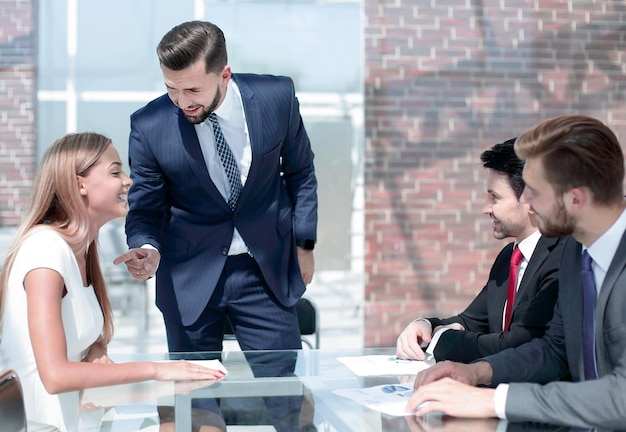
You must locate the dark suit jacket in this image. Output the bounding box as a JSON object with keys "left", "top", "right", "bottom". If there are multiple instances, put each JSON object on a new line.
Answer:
{"left": 125, "top": 74, "right": 317, "bottom": 326}
{"left": 485, "top": 234, "right": 626, "bottom": 430}
{"left": 428, "top": 235, "right": 564, "bottom": 363}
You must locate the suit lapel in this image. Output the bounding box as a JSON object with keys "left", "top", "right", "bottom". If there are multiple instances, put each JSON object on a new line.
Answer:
{"left": 594, "top": 227, "right": 626, "bottom": 373}
{"left": 597, "top": 228, "right": 626, "bottom": 305}
{"left": 233, "top": 75, "right": 260, "bottom": 206}
{"left": 560, "top": 237, "right": 585, "bottom": 379}
{"left": 494, "top": 243, "right": 514, "bottom": 325}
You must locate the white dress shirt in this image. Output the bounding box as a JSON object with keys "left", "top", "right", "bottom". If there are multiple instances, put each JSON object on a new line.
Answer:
{"left": 194, "top": 79, "right": 252, "bottom": 255}
{"left": 501, "top": 230, "right": 541, "bottom": 330}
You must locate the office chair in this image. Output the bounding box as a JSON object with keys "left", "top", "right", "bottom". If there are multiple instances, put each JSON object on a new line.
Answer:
{"left": 0, "top": 369, "right": 59, "bottom": 432}
{"left": 0, "top": 369, "right": 27, "bottom": 432}
{"left": 224, "top": 296, "right": 320, "bottom": 349}
{"left": 296, "top": 297, "right": 319, "bottom": 349}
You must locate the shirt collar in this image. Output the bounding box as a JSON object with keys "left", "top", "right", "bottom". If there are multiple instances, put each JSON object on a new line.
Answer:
{"left": 213, "top": 79, "right": 239, "bottom": 123}
{"left": 585, "top": 207, "right": 626, "bottom": 274}
{"left": 516, "top": 229, "right": 541, "bottom": 262}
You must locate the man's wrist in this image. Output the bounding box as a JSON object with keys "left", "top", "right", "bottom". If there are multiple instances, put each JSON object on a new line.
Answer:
{"left": 425, "top": 326, "right": 452, "bottom": 360}
{"left": 472, "top": 360, "right": 494, "bottom": 386}
{"left": 296, "top": 239, "right": 316, "bottom": 250}
{"left": 140, "top": 244, "right": 160, "bottom": 277}
{"left": 412, "top": 318, "right": 432, "bottom": 328}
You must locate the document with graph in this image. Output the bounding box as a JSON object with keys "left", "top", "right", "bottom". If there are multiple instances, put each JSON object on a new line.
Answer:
{"left": 333, "top": 383, "right": 426, "bottom": 416}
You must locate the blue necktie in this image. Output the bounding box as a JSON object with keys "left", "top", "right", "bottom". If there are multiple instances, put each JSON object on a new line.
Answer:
{"left": 581, "top": 250, "right": 598, "bottom": 380}
{"left": 208, "top": 113, "right": 242, "bottom": 211}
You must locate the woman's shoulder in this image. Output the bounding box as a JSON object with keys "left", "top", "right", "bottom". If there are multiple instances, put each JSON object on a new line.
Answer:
{"left": 21, "top": 227, "right": 70, "bottom": 250}
{"left": 16, "top": 228, "right": 74, "bottom": 270}
{"left": 4, "top": 229, "right": 74, "bottom": 290}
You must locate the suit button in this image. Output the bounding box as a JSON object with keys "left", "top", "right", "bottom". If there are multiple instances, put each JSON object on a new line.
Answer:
{"left": 221, "top": 247, "right": 229, "bottom": 256}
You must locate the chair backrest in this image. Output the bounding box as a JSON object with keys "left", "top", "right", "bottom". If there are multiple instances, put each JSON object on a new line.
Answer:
{"left": 223, "top": 297, "right": 320, "bottom": 349}
{"left": 0, "top": 369, "right": 27, "bottom": 432}
{"left": 296, "top": 297, "right": 319, "bottom": 349}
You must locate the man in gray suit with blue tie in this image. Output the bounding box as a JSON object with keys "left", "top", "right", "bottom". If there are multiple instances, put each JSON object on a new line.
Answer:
{"left": 114, "top": 20, "right": 318, "bottom": 354}
{"left": 406, "top": 114, "right": 626, "bottom": 431}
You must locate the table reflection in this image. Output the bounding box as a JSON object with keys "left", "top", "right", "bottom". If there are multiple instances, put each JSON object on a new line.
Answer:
{"left": 79, "top": 348, "right": 610, "bottom": 432}
{"left": 383, "top": 415, "right": 575, "bottom": 432}
{"left": 169, "top": 350, "right": 310, "bottom": 432}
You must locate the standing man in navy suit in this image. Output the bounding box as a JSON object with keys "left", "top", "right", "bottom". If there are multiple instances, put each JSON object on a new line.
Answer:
{"left": 115, "top": 20, "right": 318, "bottom": 354}
{"left": 396, "top": 139, "right": 564, "bottom": 363}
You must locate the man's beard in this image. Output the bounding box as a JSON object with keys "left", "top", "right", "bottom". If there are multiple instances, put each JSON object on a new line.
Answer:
{"left": 537, "top": 198, "right": 576, "bottom": 237}
{"left": 183, "top": 86, "right": 222, "bottom": 124}
{"left": 491, "top": 218, "right": 523, "bottom": 240}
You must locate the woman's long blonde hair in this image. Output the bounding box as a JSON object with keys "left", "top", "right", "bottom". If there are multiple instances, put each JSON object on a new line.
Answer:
{"left": 0, "top": 132, "right": 114, "bottom": 344}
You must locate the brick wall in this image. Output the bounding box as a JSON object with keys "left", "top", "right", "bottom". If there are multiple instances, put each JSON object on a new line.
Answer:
{"left": 0, "top": 0, "right": 37, "bottom": 226}
{"left": 363, "top": 0, "right": 626, "bottom": 346}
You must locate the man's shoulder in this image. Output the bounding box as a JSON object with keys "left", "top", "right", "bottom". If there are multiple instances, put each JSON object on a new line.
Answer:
{"left": 557, "top": 235, "right": 585, "bottom": 267}
{"left": 233, "top": 72, "right": 293, "bottom": 83}
{"left": 131, "top": 93, "right": 175, "bottom": 120}
{"left": 493, "top": 241, "right": 515, "bottom": 262}
{"left": 537, "top": 234, "right": 566, "bottom": 250}
{"left": 233, "top": 73, "right": 295, "bottom": 92}
{"left": 523, "top": 235, "right": 568, "bottom": 273}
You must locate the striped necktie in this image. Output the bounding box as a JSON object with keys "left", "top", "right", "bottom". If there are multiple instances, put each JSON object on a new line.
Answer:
{"left": 208, "top": 113, "right": 242, "bottom": 211}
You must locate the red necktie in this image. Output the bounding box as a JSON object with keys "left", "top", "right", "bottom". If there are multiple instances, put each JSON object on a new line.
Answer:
{"left": 504, "top": 245, "right": 523, "bottom": 331}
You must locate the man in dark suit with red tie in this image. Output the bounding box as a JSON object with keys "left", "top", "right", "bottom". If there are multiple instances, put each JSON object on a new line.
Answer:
{"left": 396, "top": 138, "right": 565, "bottom": 363}
{"left": 114, "top": 20, "right": 318, "bottom": 354}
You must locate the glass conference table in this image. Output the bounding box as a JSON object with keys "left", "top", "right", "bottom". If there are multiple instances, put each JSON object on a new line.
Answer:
{"left": 80, "top": 347, "right": 582, "bottom": 432}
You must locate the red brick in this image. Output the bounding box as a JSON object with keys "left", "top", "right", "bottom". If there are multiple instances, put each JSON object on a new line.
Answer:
{"left": 364, "top": 0, "right": 626, "bottom": 348}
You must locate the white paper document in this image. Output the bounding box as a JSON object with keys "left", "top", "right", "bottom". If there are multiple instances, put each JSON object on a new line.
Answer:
{"left": 333, "top": 383, "right": 417, "bottom": 416}
{"left": 337, "top": 355, "right": 431, "bottom": 376}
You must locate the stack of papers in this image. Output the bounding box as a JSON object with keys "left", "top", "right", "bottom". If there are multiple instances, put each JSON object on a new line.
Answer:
{"left": 337, "top": 355, "right": 431, "bottom": 376}
{"left": 333, "top": 355, "right": 432, "bottom": 416}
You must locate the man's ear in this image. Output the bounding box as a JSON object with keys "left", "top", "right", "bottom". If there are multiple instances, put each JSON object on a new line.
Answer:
{"left": 77, "top": 175, "right": 88, "bottom": 196}
{"left": 220, "top": 65, "right": 231, "bottom": 84}
{"left": 518, "top": 194, "right": 533, "bottom": 214}
{"left": 567, "top": 187, "right": 588, "bottom": 211}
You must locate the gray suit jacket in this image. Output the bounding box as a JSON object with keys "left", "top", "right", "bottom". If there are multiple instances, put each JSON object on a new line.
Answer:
{"left": 483, "top": 234, "right": 626, "bottom": 430}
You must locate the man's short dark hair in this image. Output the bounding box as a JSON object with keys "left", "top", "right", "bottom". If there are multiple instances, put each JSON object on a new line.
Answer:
{"left": 480, "top": 138, "right": 525, "bottom": 199}
{"left": 157, "top": 20, "right": 227, "bottom": 74}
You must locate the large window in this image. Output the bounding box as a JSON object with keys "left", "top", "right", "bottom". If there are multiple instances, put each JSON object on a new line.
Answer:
{"left": 38, "top": 0, "right": 363, "bottom": 283}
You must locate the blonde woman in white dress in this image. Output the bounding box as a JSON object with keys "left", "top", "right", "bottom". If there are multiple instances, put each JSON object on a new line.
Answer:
{"left": 0, "top": 132, "right": 226, "bottom": 431}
